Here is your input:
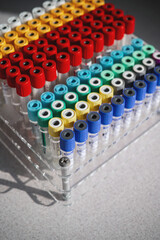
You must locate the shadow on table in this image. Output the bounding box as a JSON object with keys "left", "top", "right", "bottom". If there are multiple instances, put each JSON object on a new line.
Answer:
{"left": 0, "top": 143, "right": 63, "bottom": 206}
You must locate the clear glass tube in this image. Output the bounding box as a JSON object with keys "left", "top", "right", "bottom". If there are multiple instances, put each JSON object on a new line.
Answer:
{"left": 70, "top": 65, "right": 81, "bottom": 76}
{"left": 88, "top": 133, "right": 99, "bottom": 153}
{"left": 152, "top": 86, "right": 160, "bottom": 111}
{"left": 123, "top": 34, "right": 133, "bottom": 46}
{"left": 111, "top": 116, "right": 122, "bottom": 137}
{"left": 57, "top": 72, "right": 69, "bottom": 84}
{"left": 20, "top": 95, "right": 31, "bottom": 115}
{"left": 100, "top": 124, "right": 110, "bottom": 143}
{"left": 93, "top": 52, "right": 103, "bottom": 63}
{"left": 144, "top": 93, "right": 153, "bottom": 115}
{"left": 103, "top": 45, "right": 115, "bottom": 56}
{"left": 32, "top": 87, "right": 44, "bottom": 100}
{"left": 114, "top": 39, "right": 124, "bottom": 50}
{"left": 123, "top": 108, "right": 133, "bottom": 129}
{"left": 133, "top": 100, "right": 143, "bottom": 122}
{"left": 45, "top": 81, "right": 56, "bottom": 92}
{"left": 75, "top": 141, "right": 87, "bottom": 159}
{"left": 50, "top": 136, "right": 61, "bottom": 168}
{"left": 61, "top": 150, "right": 74, "bottom": 166}
{"left": 29, "top": 120, "right": 41, "bottom": 141}
{"left": 81, "top": 58, "right": 92, "bottom": 69}
{"left": 11, "top": 88, "right": 20, "bottom": 107}
{"left": 39, "top": 126, "right": 51, "bottom": 157}
{"left": 1, "top": 79, "right": 11, "bottom": 104}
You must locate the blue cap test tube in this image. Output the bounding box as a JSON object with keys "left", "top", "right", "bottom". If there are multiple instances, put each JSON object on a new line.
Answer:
{"left": 99, "top": 103, "right": 113, "bottom": 144}
{"left": 87, "top": 111, "right": 101, "bottom": 153}
{"left": 144, "top": 73, "right": 157, "bottom": 113}
{"left": 74, "top": 120, "right": 88, "bottom": 160}
{"left": 133, "top": 80, "right": 147, "bottom": 122}
{"left": 153, "top": 66, "right": 160, "bottom": 109}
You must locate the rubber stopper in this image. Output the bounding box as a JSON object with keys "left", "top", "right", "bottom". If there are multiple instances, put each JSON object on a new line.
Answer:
{"left": 90, "top": 20, "right": 103, "bottom": 32}
{"left": 45, "top": 31, "right": 60, "bottom": 44}
{"left": 91, "top": 32, "right": 104, "bottom": 53}
{"left": 99, "top": 103, "right": 113, "bottom": 125}
{"left": 89, "top": 63, "right": 103, "bottom": 77}
{"left": 133, "top": 80, "right": 146, "bottom": 101}
{"left": 123, "top": 15, "right": 135, "bottom": 34}
{"left": 112, "top": 9, "right": 124, "bottom": 20}
{"left": 102, "top": 3, "right": 115, "bottom": 14}
{"left": 34, "top": 38, "right": 48, "bottom": 51}
{"left": 100, "top": 56, "right": 114, "bottom": 70}
{"left": 32, "top": 52, "right": 47, "bottom": 66}
{"left": 101, "top": 14, "right": 114, "bottom": 26}
{"left": 57, "top": 24, "right": 71, "bottom": 37}
{"left": 9, "top": 51, "right": 23, "bottom": 66}
{"left": 68, "top": 45, "right": 82, "bottom": 67}
{"left": 56, "top": 52, "right": 70, "bottom": 74}
{"left": 102, "top": 26, "right": 115, "bottom": 46}
{"left": 123, "top": 88, "right": 136, "bottom": 109}
{"left": 41, "top": 92, "right": 55, "bottom": 108}
{"left": 79, "top": 26, "right": 92, "bottom": 38}
{"left": 91, "top": 8, "right": 105, "bottom": 20}
{"left": 111, "top": 50, "right": 124, "bottom": 63}
{"left": 87, "top": 111, "right": 101, "bottom": 134}
{"left": 80, "top": 38, "right": 94, "bottom": 60}
{"left": 37, "top": 108, "right": 53, "bottom": 128}
{"left": 42, "top": 60, "right": 57, "bottom": 82}
{"left": 122, "top": 45, "right": 134, "bottom": 56}
{"left": 112, "top": 20, "right": 125, "bottom": 40}
{"left": 19, "top": 59, "right": 34, "bottom": 74}
{"left": 144, "top": 73, "right": 157, "bottom": 94}
{"left": 29, "top": 66, "right": 45, "bottom": 89}
{"left": 16, "top": 74, "right": 32, "bottom": 97}
{"left": 43, "top": 44, "right": 57, "bottom": 60}
{"left": 54, "top": 84, "right": 68, "bottom": 100}
{"left": 60, "top": 129, "right": 75, "bottom": 152}
{"left": 77, "top": 69, "right": 92, "bottom": 84}
{"left": 23, "top": 44, "right": 37, "bottom": 59}
{"left": 0, "top": 58, "right": 11, "bottom": 79}
{"left": 74, "top": 120, "right": 88, "bottom": 143}
{"left": 66, "top": 76, "right": 80, "bottom": 92}
{"left": 27, "top": 100, "right": 42, "bottom": 122}
{"left": 80, "top": 13, "right": 94, "bottom": 25}
{"left": 154, "top": 66, "right": 160, "bottom": 86}
{"left": 6, "top": 66, "right": 21, "bottom": 88}
{"left": 70, "top": 18, "right": 83, "bottom": 30}
{"left": 68, "top": 31, "right": 82, "bottom": 45}
{"left": 111, "top": 95, "right": 125, "bottom": 117}
{"left": 131, "top": 38, "right": 143, "bottom": 51}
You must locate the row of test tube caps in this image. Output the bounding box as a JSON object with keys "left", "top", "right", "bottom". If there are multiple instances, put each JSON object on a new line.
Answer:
{"left": 26, "top": 64, "right": 160, "bottom": 167}
{"left": 0, "top": 1, "right": 136, "bottom": 57}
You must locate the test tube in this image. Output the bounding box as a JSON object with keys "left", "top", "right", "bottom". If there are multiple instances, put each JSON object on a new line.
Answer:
{"left": 75, "top": 101, "right": 90, "bottom": 120}
{"left": 51, "top": 100, "right": 66, "bottom": 117}
{"left": 89, "top": 77, "right": 103, "bottom": 92}
{"left": 102, "top": 26, "right": 115, "bottom": 55}
{"left": 74, "top": 120, "right": 88, "bottom": 160}
{"left": 19, "top": 11, "right": 33, "bottom": 23}
{"left": 61, "top": 108, "right": 77, "bottom": 129}
{"left": 91, "top": 32, "right": 104, "bottom": 63}
{"left": 86, "top": 111, "right": 101, "bottom": 153}
{"left": 99, "top": 103, "right": 113, "bottom": 144}
{"left": 144, "top": 73, "right": 157, "bottom": 114}
{"left": 32, "top": 7, "right": 45, "bottom": 18}
{"left": 41, "top": 91, "right": 55, "bottom": 108}
{"left": 87, "top": 92, "right": 102, "bottom": 111}
{"left": 48, "top": 117, "right": 64, "bottom": 167}
{"left": 34, "top": 38, "right": 48, "bottom": 51}
{"left": 43, "top": 44, "right": 57, "bottom": 60}
{"left": 42, "top": 60, "right": 57, "bottom": 92}
{"left": 153, "top": 66, "right": 160, "bottom": 110}
{"left": 122, "top": 70, "right": 136, "bottom": 88}
{"left": 54, "top": 84, "right": 68, "bottom": 100}
{"left": 111, "top": 95, "right": 125, "bottom": 137}
{"left": 38, "top": 109, "right": 53, "bottom": 154}
{"left": 77, "top": 69, "right": 91, "bottom": 84}
{"left": 6, "top": 66, "right": 21, "bottom": 109}
{"left": 76, "top": 84, "right": 91, "bottom": 101}
{"left": 23, "top": 44, "right": 37, "bottom": 59}
{"left": 131, "top": 38, "right": 143, "bottom": 51}
{"left": 121, "top": 56, "right": 135, "bottom": 71}
{"left": 43, "top": 1, "right": 56, "bottom": 11}
{"left": 122, "top": 45, "right": 134, "bottom": 56}
{"left": 99, "top": 85, "right": 114, "bottom": 103}
{"left": 111, "top": 50, "right": 124, "bottom": 63}
{"left": 69, "top": 18, "right": 83, "bottom": 31}
{"left": 56, "top": 52, "right": 70, "bottom": 84}
{"left": 100, "top": 56, "right": 114, "bottom": 70}
{"left": 80, "top": 38, "right": 94, "bottom": 69}
{"left": 66, "top": 76, "right": 80, "bottom": 92}
{"left": 15, "top": 74, "right": 32, "bottom": 115}
{"left": 152, "top": 51, "right": 160, "bottom": 66}
{"left": 142, "top": 44, "right": 155, "bottom": 58}
{"left": 8, "top": 16, "right": 21, "bottom": 29}
{"left": 91, "top": 7, "right": 105, "bottom": 20}
{"left": 112, "top": 20, "right": 125, "bottom": 50}
{"left": 102, "top": 3, "right": 115, "bottom": 14}
{"left": 133, "top": 64, "right": 146, "bottom": 80}
{"left": 80, "top": 13, "right": 94, "bottom": 26}
{"left": 123, "top": 15, "right": 135, "bottom": 45}
{"left": 112, "top": 8, "right": 124, "bottom": 20}
{"left": 29, "top": 66, "right": 45, "bottom": 100}
{"left": 133, "top": 80, "right": 147, "bottom": 122}
{"left": 111, "top": 63, "right": 125, "bottom": 78}
{"left": 32, "top": 52, "right": 47, "bottom": 67}
{"left": 122, "top": 88, "right": 136, "bottom": 129}
{"left": 0, "top": 24, "right": 11, "bottom": 36}
{"left": 68, "top": 45, "right": 82, "bottom": 76}
{"left": 64, "top": 92, "right": 79, "bottom": 109}
{"left": 19, "top": 59, "right": 34, "bottom": 75}
{"left": 89, "top": 63, "right": 103, "bottom": 78}
{"left": 27, "top": 100, "right": 42, "bottom": 140}
{"left": 45, "top": 30, "right": 59, "bottom": 45}
{"left": 0, "top": 58, "right": 11, "bottom": 103}
{"left": 60, "top": 128, "right": 75, "bottom": 164}
{"left": 142, "top": 58, "right": 155, "bottom": 73}
{"left": 111, "top": 78, "right": 125, "bottom": 95}
{"left": 9, "top": 51, "right": 24, "bottom": 66}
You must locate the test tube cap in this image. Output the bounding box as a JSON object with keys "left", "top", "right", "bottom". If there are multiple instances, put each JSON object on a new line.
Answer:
{"left": 131, "top": 38, "right": 143, "bottom": 51}
{"left": 42, "top": 59, "right": 57, "bottom": 82}
{"left": 45, "top": 31, "right": 59, "bottom": 44}
{"left": 152, "top": 52, "right": 160, "bottom": 65}
{"left": 89, "top": 63, "right": 103, "bottom": 77}
{"left": 74, "top": 120, "right": 88, "bottom": 143}
{"left": 0, "top": 58, "right": 11, "bottom": 79}
{"left": 60, "top": 129, "right": 75, "bottom": 152}
{"left": 0, "top": 37, "right": 6, "bottom": 47}
{"left": 54, "top": 84, "right": 68, "bottom": 100}
{"left": 19, "top": 59, "right": 34, "bottom": 74}
{"left": 48, "top": 117, "right": 64, "bottom": 138}
{"left": 29, "top": 66, "right": 45, "bottom": 89}
{"left": 91, "top": 32, "right": 104, "bottom": 53}
{"left": 75, "top": 101, "right": 90, "bottom": 120}
{"left": 142, "top": 44, "right": 155, "bottom": 58}
{"left": 132, "top": 50, "right": 145, "bottom": 64}
{"left": 1, "top": 44, "right": 15, "bottom": 57}
{"left": 51, "top": 100, "right": 66, "bottom": 117}
{"left": 92, "top": 8, "right": 105, "bottom": 20}
{"left": 111, "top": 63, "right": 125, "bottom": 78}
{"left": 14, "top": 37, "right": 29, "bottom": 51}
{"left": 87, "top": 111, "right": 101, "bottom": 134}
{"left": 9, "top": 51, "right": 24, "bottom": 66}
{"left": 80, "top": 13, "right": 94, "bottom": 25}
{"left": 50, "top": 7, "right": 64, "bottom": 18}
{"left": 123, "top": 88, "right": 136, "bottom": 109}
{"left": 112, "top": 9, "right": 124, "bottom": 20}
{"left": 133, "top": 80, "right": 146, "bottom": 101}
{"left": 123, "top": 15, "right": 135, "bottom": 34}
{"left": 37, "top": 108, "right": 53, "bottom": 128}
{"left": 89, "top": 77, "right": 103, "bottom": 92}
{"left": 87, "top": 92, "right": 102, "bottom": 111}
{"left": 111, "top": 95, "right": 125, "bottom": 117}
{"left": 122, "top": 45, "right": 134, "bottom": 56}
{"left": 4, "top": 31, "right": 18, "bottom": 44}
{"left": 72, "top": 0, "right": 85, "bottom": 7}
{"left": 76, "top": 84, "right": 91, "bottom": 101}
{"left": 111, "top": 78, "right": 125, "bottom": 95}
{"left": 111, "top": 50, "right": 124, "bottom": 63}
{"left": 68, "top": 45, "right": 82, "bottom": 67}
{"left": 37, "top": 24, "right": 51, "bottom": 37}
{"left": 34, "top": 38, "right": 48, "bottom": 51}
{"left": 102, "top": 26, "right": 115, "bottom": 47}
{"left": 6, "top": 65, "right": 21, "bottom": 88}
{"left": 56, "top": 52, "right": 70, "bottom": 74}
{"left": 39, "top": 13, "right": 53, "bottom": 24}
{"left": 61, "top": 108, "right": 77, "bottom": 128}
{"left": 25, "top": 30, "right": 39, "bottom": 42}
{"left": 41, "top": 92, "right": 55, "bottom": 108}
{"left": 122, "top": 70, "right": 136, "bottom": 88}
{"left": 66, "top": 76, "right": 80, "bottom": 92}
{"left": 100, "top": 70, "right": 114, "bottom": 85}
{"left": 61, "top": 2, "right": 75, "bottom": 12}
{"left": 99, "top": 103, "right": 113, "bottom": 125}
{"left": 102, "top": 3, "right": 115, "bottom": 14}
{"left": 32, "top": 51, "right": 47, "bottom": 66}
{"left": 64, "top": 92, "right": 79, "bottom": 109}
{"left": 27, "top": 100, "right": 42, "bottom": 122}
{"left": 68, "top": 31, "right": 82, "bottom": 45}
{"left": 49, "top": 18, "right": 63, "bottom": 29}
{"left": 69, "top": 19, "right": 83, "bottom": 31}
{"left": 19, "top": 11, "right": 32, "bottom": 23}
{"left": 82, "top": 3, "right": 95, "bottom": 13}
{"left": 90, "top": 20, "right": 103, "bottom": 32}
{"left": 100, "top": 56, "right": 114, "bottom": 70}
{"left": 58, "top": 25, "right": 71, "bottom": 37}
{"left": 142, "top": 58, "right": 155, "bottom": 73}
{"left": 112, "top": 20, "right": 125, "bottom": 40}
{"left": 43, "top": 45, "right": 57, "bottom": 60}
{"left": 56, "top": 37, "right": 70, "bottom": 52}
{"left": 99, "top": 85, "right": 114, "bottom": 103}
{"left": 23, "top": 44, "right": 37, "bottom": 59}
{"left": 27, "top": 18, "right": 42, "bottom": 30}
{"left": 121, "top": 56, "right": 135, "bottom": 70}
{"left": 79, "top": 26, "right": 92, "bottom": 38}
{"left": 80, "top": 38, "right": 94, "bottom": 60}
{"left": 16, "top": 74, "right": 32, "bottom": 97}
{"left": 154, "top": 66, "right": 160, "bottom": 86}
{"left": 60, "top": 13, "right": 74, "bottom": 24}
{"left": 77, "top": 69, "right": 92, "bottom": 84}
{"left": 144, "top": 73, "right": 157, "bottom": 94}
{"left": 101, "top": 14, "right": 114, "bottom": 26}
{"left": 71, "top": 8, "right": 85, "bottom": 18}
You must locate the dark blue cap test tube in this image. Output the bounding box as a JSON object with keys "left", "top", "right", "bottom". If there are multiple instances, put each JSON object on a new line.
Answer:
{"left": 99, "top": 103, "right": 113, "bottom": 125}
{"left": 144, "top": 73, "right": 157, "bottom": 93}
{"left": 74, "top": 120, "right": 88, "bottom": 143}
{"left": 154, "top": 66, "right": 160, "bottom": 86}
{"left": 87, "top": 112, "right": 101, "bottom": 134}
{"left": 123, "top": 88, "right": 136, "bottom": 109}
{"left": 133, "top": 80, "right": 147, "bottom": 101}
{"left": 60, "top": 129, "right": 75, "bottom": 152}
{"left": 111, "top": 95, "right": 125, "bottom": 117}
